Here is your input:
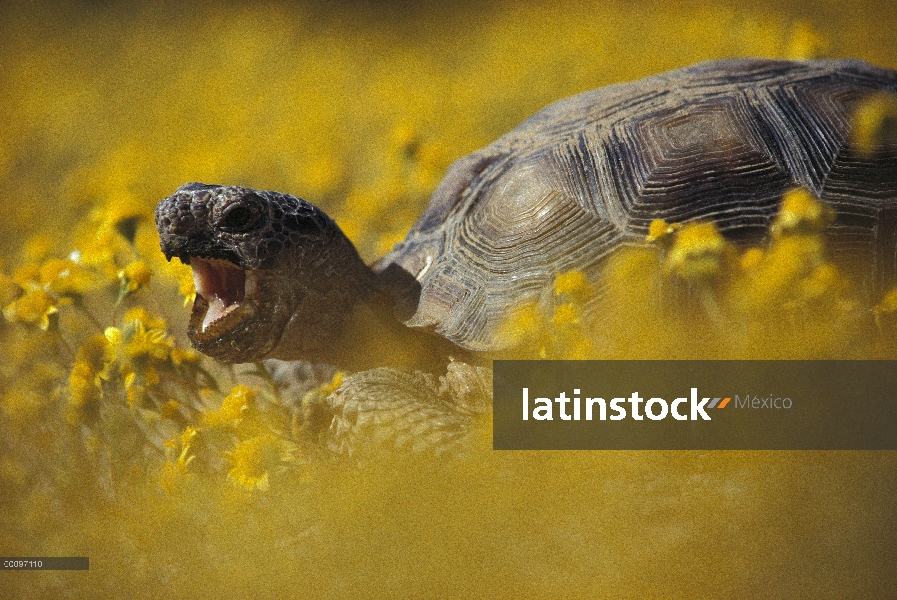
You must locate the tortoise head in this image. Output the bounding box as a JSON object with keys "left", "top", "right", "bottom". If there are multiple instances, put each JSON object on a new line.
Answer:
{"left": 155, "top": 182, "right": 373, "bottom": 363}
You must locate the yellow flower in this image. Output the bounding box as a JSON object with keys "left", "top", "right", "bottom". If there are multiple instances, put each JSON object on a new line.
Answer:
{"left": 227, "top": 436, "right": 282, "bottom": 492}
{"left": 101, "top": 317, "right": 173, "bottom": 409}
{"left": 850, "top": 92, "right": 897, "bottom": 156}
{"left": 552, "top": 302, "right": 580, "bottom": 327}
{"left": 144, "top": 366, "right": 160, "bottom": 387}
{"left": 2, "top": 286, "right": 58, "bottom": 330}
{"left": 780, "top": 261, "right": 855, "bottom": 317}
{"left": 180, "top": 425, "right": 199, "bottom": 449}
{"left": 664, "top": 222, "right": 734, "bottom": 282}
{"left": 11, "top": 263, "right": 41, "bottom": 287}
{"left": 39, "top": 258, "right": 97, "bottom": 298}
{"left": 69, "top": 361, "right": 96, "bottom": 410}
{"left": 22, "top": 235, "right": 55, "bottom": 264}
{"left": 873, "top": 286, "right": 897, "bottom": 331}
{"left": 299, "top": 371, "right": 345, "bottom": 431}
{"left": 730, "top": 237, "right": 811, "bottom": 312}
{"left": 73, "top": 191, "right": 147, "bottom": 281}
{"left": 159, "top": 426, "right": 199, "bottom": 495}
{"left": 37, "top": 258, "right": 71, "bottom": 285}
{"left": 390, "top": 120, "right": 419, "bottom": 154}
{"left": 76, "top": 221, "right": 129, "bottom": 280}
{"left": 68, "top": 335, "right": 111, "bottom": 421}
{"left": 874, "top": 286, "right": 897, "bottom": 317}
{"left": 177, "top": 267, "right": 196, "bottom": 307}
{"left": 125, "top": 384, "right": 146, "bottom": 409}
{"left": 170, "top": 347, "right": 201, "bottom": 366}
{"left": 160, "top": 399, "right": 181, "bottom": 420}
{"left": 203, "top": 385, "right": 254, "bottom": 427}
{"left": 785, "top": 20, "right": 828, "bottom": 60}
{"left": 496, "top": 301, "right": 543, "bottom": 348}
{"left": 106, "top": 319, "right": 172, "bottom": 361}
{"left": 104, "top": 326, "right": 122, "bottom": 345}
{"left": 122, "top": 307, "right": 167, "bottom": 331}
{"left": 321, "top": 371, "right": 344, "bottom": 396}
{"left": 728, "top": 192, "right": 848, "bottom": 317}
{"left": 739, "top": 247, "right": 765, "bottom": 271}
{"left": 554, "top": 270, "right": 591, "bottom": 300}
{"left": 798, "top": 263, "right": 843, "bottom": 302}
{"left": 645, "top": 219, "right": 681, "bottom": 249}
{"left": 118, "top": 259, "right": 152, "bottom": 296}
{"left": 771, "top": 188, "right": 835, "bottom": 238}
{"left": 3, "top": 255, "right": 101, "bottom": 330}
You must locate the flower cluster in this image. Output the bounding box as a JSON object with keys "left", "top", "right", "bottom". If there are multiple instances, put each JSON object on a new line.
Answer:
{"left": 0, "top": 202, "right": 318, "bottom": 513}
{"left": 498, "top": 188, "right": 894, "bottom": 361}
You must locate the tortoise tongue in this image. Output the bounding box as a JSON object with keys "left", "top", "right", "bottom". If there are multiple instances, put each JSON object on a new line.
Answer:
{"left": 191, "top": 257, "right": 247, "bottom": 332}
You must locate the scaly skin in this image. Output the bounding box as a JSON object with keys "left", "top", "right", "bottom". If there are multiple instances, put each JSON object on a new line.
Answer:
{"left": 155, "top": 182, "right": 470, "bottom": 372}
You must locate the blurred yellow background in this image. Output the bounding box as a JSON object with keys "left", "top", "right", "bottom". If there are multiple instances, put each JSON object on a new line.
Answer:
{"left": 2, "top": 0, "right": 895, "bottom": 263}
{"left": 1, "top": 0, "right": 896, "bottom": 597}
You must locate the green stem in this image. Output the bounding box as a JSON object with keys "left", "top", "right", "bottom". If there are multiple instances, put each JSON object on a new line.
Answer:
{"left": 57, "top": 332, "right": 76, "bottom": 361}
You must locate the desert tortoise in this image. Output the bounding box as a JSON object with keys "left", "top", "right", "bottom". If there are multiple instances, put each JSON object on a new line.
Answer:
{"left": 156, "top": 58, "right": 897, "bottom": 451}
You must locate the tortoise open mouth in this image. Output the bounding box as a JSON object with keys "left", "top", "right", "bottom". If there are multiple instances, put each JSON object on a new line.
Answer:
{"left": 189, "top": 257, "right": 257, "bottom": 335}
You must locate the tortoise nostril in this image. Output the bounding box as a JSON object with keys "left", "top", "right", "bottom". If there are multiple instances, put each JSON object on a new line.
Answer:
{"left": 190, "top": 201, "right": 210, "bottom": 219}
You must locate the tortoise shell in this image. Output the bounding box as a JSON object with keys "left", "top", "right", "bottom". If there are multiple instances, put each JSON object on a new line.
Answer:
{"left": 376, "top": 59, "right": 897, "bottom": 351}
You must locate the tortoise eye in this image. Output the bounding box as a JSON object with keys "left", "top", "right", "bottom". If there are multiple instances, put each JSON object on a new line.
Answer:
{"left": 220, "top": 204, "right": 258, "bottom": 231}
